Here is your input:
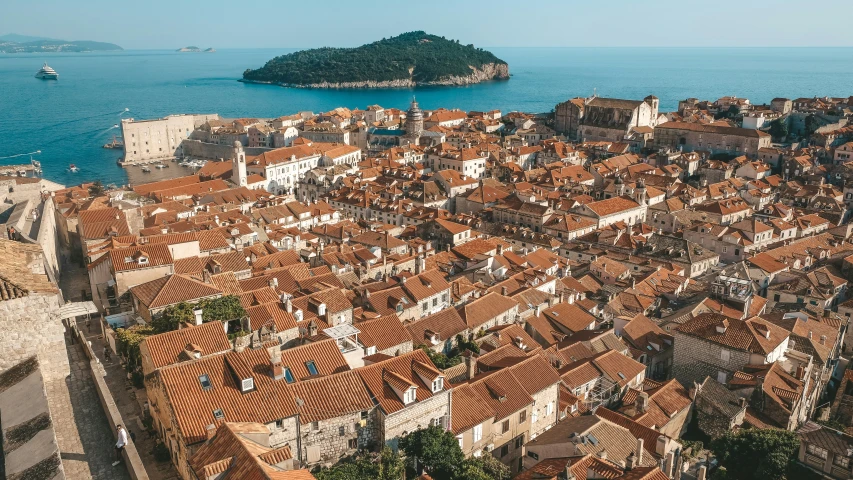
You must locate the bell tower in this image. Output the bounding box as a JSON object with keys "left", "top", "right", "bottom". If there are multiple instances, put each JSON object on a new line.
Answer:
{"left": 232, "top": 141, "right": 247, "bottom": 187}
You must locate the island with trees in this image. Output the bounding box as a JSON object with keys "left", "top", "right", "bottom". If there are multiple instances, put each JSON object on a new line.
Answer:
{"left": 0, "top": 34, "right": 122, "bottom": 53}
{"left": 241, "top": 31, "right": 510, "bottom": 89}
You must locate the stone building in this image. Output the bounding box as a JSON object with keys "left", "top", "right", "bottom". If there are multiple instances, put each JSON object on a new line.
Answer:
{"left": 0, "top": 239, "right": 68, "bottom": 381}
{"left": 654, "top": 121, "right": 772, "bottom": 158}
{"left": 121, "top": 114, "right": 218, "bottom": 164}
{"left": 554, "top": 95, "right": 660, "bottom": 142}
{"left": 672, "top": 313, "right": 790, "bottom": 388}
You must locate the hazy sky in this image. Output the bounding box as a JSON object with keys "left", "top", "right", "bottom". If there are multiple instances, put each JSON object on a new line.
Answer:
{"left": 3, "top": 0, "right": 852, "bottom": 50}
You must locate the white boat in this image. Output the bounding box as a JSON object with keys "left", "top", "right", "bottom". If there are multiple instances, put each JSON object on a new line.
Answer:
{"left": 155, "top": 164, "right": 166, "bottom": 169}
{"left": 67, "top": 164, "right": 79, "bottom": 173}
{"left": 35, "top": 63, "right": 58, "bottom": 80}
{"left": 141, "top": 166, "right": 151, "bottom": 173}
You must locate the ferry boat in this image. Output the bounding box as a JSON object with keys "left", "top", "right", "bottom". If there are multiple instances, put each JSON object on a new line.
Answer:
{"left": 67, "top": 164, "right": 79, "bottom": 173}
{"left": 35, "top": 63, "right": 58, "bottom": 80}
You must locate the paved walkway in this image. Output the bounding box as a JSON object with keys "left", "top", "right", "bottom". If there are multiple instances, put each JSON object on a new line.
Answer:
{"left": 60, "top": 257, "right": 178, "bottom": 480}
{"left": 46, "top": 334, "right": 131, "bottom": 480}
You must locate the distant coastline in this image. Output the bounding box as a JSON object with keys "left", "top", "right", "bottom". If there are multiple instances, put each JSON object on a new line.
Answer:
{"left": 0, "top": 35, "right": 122, "bottom": 53}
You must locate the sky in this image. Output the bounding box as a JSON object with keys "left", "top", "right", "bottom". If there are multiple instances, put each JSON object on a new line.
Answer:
{"left": 3, "top": 0, "right": 852, "bottom": 50}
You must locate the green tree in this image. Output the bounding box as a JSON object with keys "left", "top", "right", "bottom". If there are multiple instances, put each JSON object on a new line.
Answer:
{"left": 88, "top": 180, "right": 105, "bottom": 196}
{"left": 200, "top": 295, "right": 246, "bottom": 322}
{"left": 314, "top": 448, "right": 404, "bottom": 480}
{"left": 710, "top": 429, "right": 800, "bottom": 480}
{"left": 400, "top": 425, "right": 465, "bottom": 479}
{"left": 151, "top": 302, "right": 195, "bottom": 333}
{"left": 458, "top": 453, "right": 510, "bottom": 480}
{"left": 805, "top": 114, "right": 820, "bottom": 136}
{"left": 769, "top": 118, "right": 788, "bottom": 139}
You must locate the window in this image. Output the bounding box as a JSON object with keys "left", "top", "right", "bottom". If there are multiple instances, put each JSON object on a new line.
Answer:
{"left": 422, "top": 303, "right": 428, "bottom": 312}
{"left": 502, "top": 419, "right": 510, "bottom": 433}
{"left": 570, "top": 403, "right": 577, "bottom": 413}
{"left": 807, "top": 443, "right": 828, "bottom": 460}
{"left": 515, "top": 434, "right": 525, "bottom": 449}
{"left": 717, "top": 371, "right": 727, "bottom": 384}
{"left": 500, "top": 445, "right": 509, "bottom": 457}
{"left": 519, "top": 411, "right": 527, "bottom": 424}
{"left": 433, "top": 298, "right": 438, "bottom": 307}
{"left": 720, "top": 349, "right": 731, "bottom": 362}
{"left": 241, "top": 378, "right": 254, "bottom": 392}
{"left": 546, "top": 402, "right": 554, "bottom": 416}
{"left": 473, "top": 424, "right": 482, "bottom": 442}
{"left": 283, "top": 367, "right": 295, "bottom": 383}
{"left": 348, "top": 438, "right": 358, "bottom": 449}
{"left": 527, "top": 450, "right": 539, "bottom": 461}
{"left": 834, "top": 454, "right": 850, "bottom": 469}
{"left": 305, "top": 361, "right": 319, "bottom": 376}
{"left": 213, "top": 409, "right": 224, "bottom": 420}
{"left": 432, "top": 377, "right": 444, "bottom": 393}
{"left": 311, "top": 421, "right": 319, "bottom": 431}
{"left": 339, "top": 426, "right": 346, "bottom": 436}
{"left": 443, "top": 293, "right": 448, "bottom": 303}
{"left": 532, "top": 409, "right": 538, "bottom": 424}
{"left": 199, "top": 374, "right": 213, "bottom": 391}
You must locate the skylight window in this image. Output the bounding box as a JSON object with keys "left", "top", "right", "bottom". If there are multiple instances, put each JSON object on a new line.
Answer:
{"left": 305, "top": 360, "right": 319, "bottom": 376}
{"left": 284, "top": 367, "right": 295, "bottom": 384}
{"left": 213, "top": 409, "right": 224, "bottom": 420}
{"left": 617, "top": 372, "right": 626, "bottom": 380}
{"left": 199, "top": 374, "right": 212, "bottom": 390}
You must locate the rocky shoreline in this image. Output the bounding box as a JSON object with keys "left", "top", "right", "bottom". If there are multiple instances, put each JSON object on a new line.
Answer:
{"left": 240, "top": 62, "right": 509, "bottom": 89}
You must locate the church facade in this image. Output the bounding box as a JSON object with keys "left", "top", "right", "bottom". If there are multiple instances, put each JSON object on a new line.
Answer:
{"left": 555, "top": 95, "right": 660, "bottom": 142}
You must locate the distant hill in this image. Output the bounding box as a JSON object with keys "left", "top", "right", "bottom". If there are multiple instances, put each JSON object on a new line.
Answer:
{"left": 0, "top": 33, "right": 57, "bottom": 43}
{"left": 0, "top": 36, "right": 123, "bottom": 53}
{"left": 242, "top": 31, "right": 509, "bottom": 89}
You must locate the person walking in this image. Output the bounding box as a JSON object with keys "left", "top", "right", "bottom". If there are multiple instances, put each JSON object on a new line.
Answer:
{"left": 103, "top": 345, "right": 111, "bottom": 363}
{"left": 113, "top": 424, "right": 128, "bottom": 466}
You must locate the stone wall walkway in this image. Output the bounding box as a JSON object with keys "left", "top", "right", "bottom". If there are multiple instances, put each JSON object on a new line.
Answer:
{"left": 46, "top": 333, "right": 132, "bottom": 480}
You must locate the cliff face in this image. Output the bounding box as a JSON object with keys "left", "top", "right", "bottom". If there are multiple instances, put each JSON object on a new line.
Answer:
{"left": 242, "top": 63, "right": 510, "bottom": 89}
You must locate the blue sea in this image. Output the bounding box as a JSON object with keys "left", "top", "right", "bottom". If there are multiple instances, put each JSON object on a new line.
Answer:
{"left": 1, "top": 47, "right": 852, "bottom": 186}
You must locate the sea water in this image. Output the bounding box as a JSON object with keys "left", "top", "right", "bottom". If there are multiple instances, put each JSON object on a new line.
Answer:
{"left": 1, "top": 47, "right": 851, "bottom": 185}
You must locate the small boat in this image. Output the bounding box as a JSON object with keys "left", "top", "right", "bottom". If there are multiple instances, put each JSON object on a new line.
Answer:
{"left": 155, "top": 164, "right": 166, "bottom": 169}
{"left": 67, "top": 164, "right": 79, "bottom": 173}
{"left": 141, "top": 166, "right": 151, "bottom": 173}
{"left": 103, "top": 136, "right": 124, "bottom": 149}
{"left": 35, "top": 63, "right": 58, "bottom": 80}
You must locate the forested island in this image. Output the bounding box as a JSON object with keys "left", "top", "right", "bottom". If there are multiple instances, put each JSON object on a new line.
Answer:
{"left": 0, "top": 35, "right": 122, "bottom": 53}
{"left": 241, "top": 31, "right": 509, "bottom": 88}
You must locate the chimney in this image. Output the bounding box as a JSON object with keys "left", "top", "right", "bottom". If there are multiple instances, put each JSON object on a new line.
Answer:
{"left": 308, "top": 319, "right": 318, "bottom": 336}
{"left": 205, "top": 423, "right": 216, "bottom": 441}
{"left": 496, "top": 243, "right": 503, "bottom": 255}
{"left": 738, "top": 397, "right": 747, "bottom": 409}
{"left": 625, "top": 451, "right": 637, "bottom": 470}
{"left": 193, "top": 308, "right": 204, "bottom": 326}
{"left": 636, "top": 392, "right": 649, "bottom": 414}
{"left": 270, "top": 347, "right": 285, "bottom": 380}
{"left": 664, "top": 451, "right": 675, "bottom": 478}
{"left": 501, "top": 286, "right": 508, "bottom": 296}
{"left": 534, "top": 304, "right": 542, "bottom": 317}
{"left": 697, "top": 466, "right": 707, "bottom": 480}
{"left": 597, "top": 449, "right": 607, "bottom": 461}
{"left": 464, "top": 352, "right": 478, "bottom": 380}
{"left": 269, "top": 277, "right": 278, "bottom": 289}
{"left": 636, "top": 438, "right": 644, "bottom": 465}
{"left": 820, "top": 335, "right": 827, "bottom": 345}
{"left": 564, "top": 459, "right": 576, "bottom": 480}
{"left": 824, "top": 308, "right": 831, "bottom": 318}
